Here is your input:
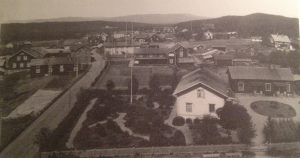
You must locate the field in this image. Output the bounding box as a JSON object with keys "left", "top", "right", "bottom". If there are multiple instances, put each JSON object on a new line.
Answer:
{"left": 95, "top": 64, "right": 175, "bottom": 90}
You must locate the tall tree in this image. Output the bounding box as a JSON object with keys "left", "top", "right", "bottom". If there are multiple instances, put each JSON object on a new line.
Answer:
{"left": 127, "top": 75, "right": 139, "bottom": 94}
{"left": 106, "top": 80, "right": 115, "bottom": 92}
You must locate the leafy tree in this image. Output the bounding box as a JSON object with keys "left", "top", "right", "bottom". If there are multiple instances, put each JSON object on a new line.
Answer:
{"left": 34, "top": 128, "right": 53, "bottom": 152}
{"left": 149, "top": 74, "right": 160, "bottom": 92}
{"left": 263, "top": 117, "right": 275, "bottom": 143}
{"left": 287, "top": 50, "right": 300, "bottom": 69}
{"left": 106, "top": 80, "right": 115, "bottom": 92}
{"left": 127, "top": 75, "right": 139, "bottom": 94}
{"left": 217, "top": 101, "right": 255, "bottom": 144}
{"left": 192, "top": 115, "right": 221, "bottom": 145}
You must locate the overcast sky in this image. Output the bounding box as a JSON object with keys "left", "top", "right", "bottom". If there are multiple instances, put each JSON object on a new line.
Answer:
{"left": 0, "top": 0, "right": 299, "bottom": 23}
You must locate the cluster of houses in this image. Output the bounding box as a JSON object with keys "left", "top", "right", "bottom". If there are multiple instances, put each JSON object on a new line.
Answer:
{"left": 173, "top": 65, "right": 296, "bottom": 119}
{"left": 0, "top": 44, "right": 91, "bottom": 78}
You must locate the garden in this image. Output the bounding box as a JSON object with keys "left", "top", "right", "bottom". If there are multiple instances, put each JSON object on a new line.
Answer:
{"left": 171, "top": 101, "right": 256, "bottom": 145}
{"left": 251, "top": 100, "right": 296, "bottom": 118}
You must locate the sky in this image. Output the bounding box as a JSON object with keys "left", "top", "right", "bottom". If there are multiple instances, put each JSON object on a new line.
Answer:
{"left": 0, "top": 0, "right": 299, "bottom": 23}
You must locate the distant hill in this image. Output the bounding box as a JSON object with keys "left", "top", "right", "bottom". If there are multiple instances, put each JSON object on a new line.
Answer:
{"left": 102, "top": 14, "right": 206, "bottom": 24}
{"left": 177, "top": 13, "right": 299, "bottom": 38}
{"left": 3, "top": 14, "right": 206, "bottom": 24}
{"left": 0, "top": 21, "right": 154, "bottom": 43}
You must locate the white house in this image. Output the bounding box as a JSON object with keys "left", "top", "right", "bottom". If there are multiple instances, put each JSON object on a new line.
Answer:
{"left": 173, "top": 68, "right": 229, "bottom": 119}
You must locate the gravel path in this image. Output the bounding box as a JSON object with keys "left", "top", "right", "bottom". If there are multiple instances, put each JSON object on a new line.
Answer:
{"left": 114, "top": 113, "right": 150, "bottom": 140}
{"left": 66, "top": 98, "right": 97, "bottom": 149}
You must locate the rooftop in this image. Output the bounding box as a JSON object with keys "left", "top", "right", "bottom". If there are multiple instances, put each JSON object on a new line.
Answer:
{"left": 30, "top": 57, "right": 74, "bottom": 66}
{"left": 173, "top": 68, "right": 229, "bottom": 98}
{"left": 270, "top": 34, "right": 291, "bottom": 43}
{"left": 228, "top": 66, "right": 294, "bottom": 81}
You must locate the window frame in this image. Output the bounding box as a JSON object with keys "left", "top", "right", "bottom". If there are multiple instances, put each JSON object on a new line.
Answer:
{"left": 12, "top": 62, "right": 17, "bottom": 68}
{"left": 197, "top": 88, "right": 205, "bottom": 98}
{"left": 287, "top": 83, "right": 291, "bottom": 92}
{"left": 186, "top": 103, "right": 193, "bottom": 113}
{"left": 265, "top": 83, "right": 272, "bottom": 92}
{"left": 59, "top": 65, "right": 64, "bottom": 72}
{"left": 36, "top": 65, "right": 40, "bottom": 73}
{"left": 237, "top": 81, "right": 245, "bottom": 92}
{"left": 209, "top": 104, "right": 216, "bottom": 113}
{"left": 19, "top": 62, "right": 24, "bottom": 68}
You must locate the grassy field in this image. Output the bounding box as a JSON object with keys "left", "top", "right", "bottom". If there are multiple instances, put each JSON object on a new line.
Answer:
{"left": 96, "top": 64, "right": 175, "bottom": 90}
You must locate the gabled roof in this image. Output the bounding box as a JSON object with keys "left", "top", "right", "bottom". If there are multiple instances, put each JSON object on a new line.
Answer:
{"left": 133, "top": 48, "right": 169, "bottom": 55}
{"left": 173, "top": 68, "right": 229, "bottom": 98}
{"left": 30, "top": 57, "right": 74, "bottom": 66}
{"left": 70, "top": 44, "right": 90, "bottom": 52}
{"left": 134, "top": 34, "right": 149, "bottom": 39}
{"left": 10, "top": 48, "right": 43, "bottom": 59}
{"left": 213, "top": 54, "right": 234, "bottom": 60}
{"left": 228, "top": 66, "right": 294, "bottom": 81}
{"left": 270, "top": 34, "right": 291, "bottom": 43}
{"left": 103, "top": 42, "right": 140, "bottom": 47}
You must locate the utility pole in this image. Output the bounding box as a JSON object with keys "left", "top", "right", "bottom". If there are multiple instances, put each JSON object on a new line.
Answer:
{"left": 0, "top": 105, "right": 2, "bottom": 147}
{"left": 129, "top": 59, "right": 134, "bottom": 104}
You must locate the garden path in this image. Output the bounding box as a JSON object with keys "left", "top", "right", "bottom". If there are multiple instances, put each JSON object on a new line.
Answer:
{"left": 66, "top": 98, "right": 97, "bottom": 149}
{"left": 114, "top": 113, "right": 150, "bottom": 140}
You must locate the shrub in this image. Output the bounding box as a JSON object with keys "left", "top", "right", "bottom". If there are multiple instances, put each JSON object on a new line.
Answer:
{"left": 186, "top": 118, "right": 193, "bottom": 124}
{"left": 172, "top": 116, "right": 185, "bottom": 126}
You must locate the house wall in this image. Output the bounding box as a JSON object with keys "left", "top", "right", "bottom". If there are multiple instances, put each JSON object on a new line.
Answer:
{"left": 30, "top": 64, "right": 75, "bottom": 77}
{"left": 229, "top": 78, "right": 294, "bottom": 96}
{"left": 7, "top": 52, "right": 35, "bottom": 70}
{"left": 176, "top": 87, "right": 225, "bottom": 119}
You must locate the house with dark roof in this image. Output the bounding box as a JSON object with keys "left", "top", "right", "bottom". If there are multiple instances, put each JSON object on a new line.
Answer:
{"left": 173, "top": 68, "right": 230, "bottom": 119}
{"left": 133, "top": 48, "right": 170, "bottom": 65}
{"left": 168, "top": 42, "right": 201, "bottom": 65}
{"left": 30, "top": 57, "right": 76, "bottom": 77}
{"left": 227, "top": 66, "right": 294, "bottom": 96}
{"left": 103, "top": 42, "right": 140, "bottom": 57}
{"left": 70, "top": 45, "right": 91, "bottom": 70}
{"left": 6, "top": 48, "right": 43, "bottom": 72}
{"left": 213, "top": 54, "right": 234, "bottom": 66}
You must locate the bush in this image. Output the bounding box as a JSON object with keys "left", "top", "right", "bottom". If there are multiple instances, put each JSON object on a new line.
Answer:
{"left": 172, "top": 116, "right": 185, "bottom": 126}
{"left": 186, "top": 118, "right": 193, "bottom": 124}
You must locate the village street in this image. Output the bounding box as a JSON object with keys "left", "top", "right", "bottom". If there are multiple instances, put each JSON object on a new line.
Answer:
{"left": 0, "top": 49, "right": 105, "bottom": 158}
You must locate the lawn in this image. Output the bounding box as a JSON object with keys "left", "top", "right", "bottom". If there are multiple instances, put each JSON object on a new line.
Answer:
{"left": 96, "top": 64, "right": 175, "bottom": 90}
{"left": 0, "top": 72, "right": 79, "bottom": 150}
{"left": 251, "top": 100, "right": 296, "bottom": 118}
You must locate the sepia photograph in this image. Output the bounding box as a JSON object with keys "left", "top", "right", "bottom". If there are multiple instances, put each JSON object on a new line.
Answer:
{"left": 0, "top": 0, "right": 299, "bottom": 157}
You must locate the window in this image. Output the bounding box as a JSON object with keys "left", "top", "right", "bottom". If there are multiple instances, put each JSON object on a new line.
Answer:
{"left": 197, "top": 89, "right": 205, "bottom": 98}
{"left": 265, "top": 83, "right": 271, "bottom": 92}
{"left": 186, "top": 103, "right": 193, "bottom": 113}
{"left": 59, "top": 65, "right": 64, "bottom": 72}
{"left": 20, "top": 62, "right": 24, "bottom": 68}
{"left": 169, "top": 59, "right": 174, "bottom": 64}
{"left": 74, "top": 65, "right": 78, "bottom": 71}
{"left": 48, "top": 66, "right": 53, "bottom": 73}
{"left": 179, "top": 48, "right": 184, "bottom": 57}
{"left": 23, "top": 55, "right": 28, "bottom": 61}
{"left": 287, "top": 83, "right": 291, "bottom": 92}
{"left": 17, "top": 56, "right": 21, "bottom": 61}
{"left": 238, "top": 81, "right": 245, "bottom": 92}
{"left": 209, "top": 104, "right": 216, "bottom": 113}
{"left": 26, "top": 63, "right": 30, "bottom": 68}
{"left": 36, "top": 66, "right": 40, "bottom": 73}
{"left": 12, "top": 63, "right": 17, "bottom": 68}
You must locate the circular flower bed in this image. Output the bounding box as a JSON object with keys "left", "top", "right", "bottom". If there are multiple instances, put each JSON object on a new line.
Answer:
{"left": 250, "top": 101, "right": 296, "bottom": 118}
